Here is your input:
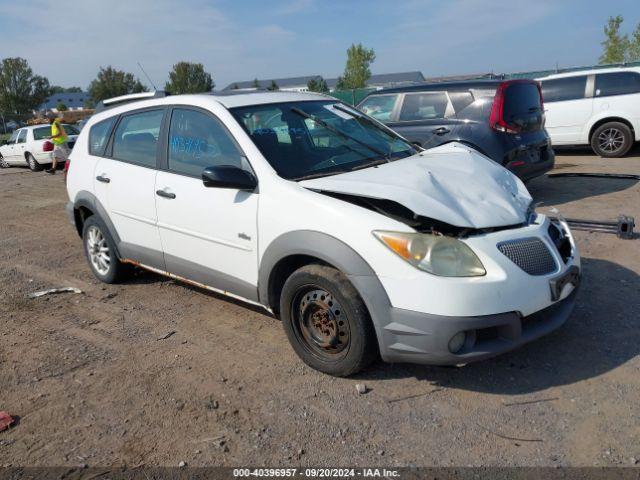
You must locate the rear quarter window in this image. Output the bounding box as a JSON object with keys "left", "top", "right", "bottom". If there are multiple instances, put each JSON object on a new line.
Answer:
{"left": 448, "top": 91, "right": 474, "bottom": 115}
{"left": 89, "top": 117, "right": 117, "bottom": 156}
{"left": 358, "top": 94, "right": 399, "bottom": 122}
{"left": 595, "top": 72, "right": 640, "bottom": 97}
{"left": 33, "top": 126, "right": 52, "bottom": 141}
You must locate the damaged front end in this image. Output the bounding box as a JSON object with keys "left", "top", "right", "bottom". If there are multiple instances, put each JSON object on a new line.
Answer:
{"left": 316, "top": 190, "right": 530, "bottom": 238}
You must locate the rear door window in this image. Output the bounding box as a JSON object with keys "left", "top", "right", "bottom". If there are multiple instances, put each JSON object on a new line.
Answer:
{"left": 595, "top": 72, "right": 640, "bottom": 97}
{"left": 541, "top": 76, "right": 587, "bottom": 102}
{"left": 358, "top": 94, "right": 399, "bottom": 122}
{"left": 398, "top": 92, "right": 452, "bottom": 121}
{"left": 168, "top": 108, "right": 245, "bottom": 177}
{"left": 89, "top": 117, "right": 117, "bottom": 156}
{"left": 112, "top": 110, "right": 164, "bottom": 168}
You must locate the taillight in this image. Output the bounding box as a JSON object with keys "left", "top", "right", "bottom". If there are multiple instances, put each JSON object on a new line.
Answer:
{"left": 43, "top": 140, "right": 54, "bottom": 152}
{"left": 489, "top": 82, "right": 520, "bottom": 134}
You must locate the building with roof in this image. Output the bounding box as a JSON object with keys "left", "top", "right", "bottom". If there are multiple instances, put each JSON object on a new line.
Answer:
{"left": 37, "top": 92, "right": 91, "bottom": 113}
{"left": 222, "top": 71, "right": 425, "bottom": 92}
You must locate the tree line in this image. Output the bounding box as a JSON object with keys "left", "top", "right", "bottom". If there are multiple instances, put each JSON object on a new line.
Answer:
{"left": 0, "top": 60, "right": 215, "bottom": 114}
{"left": 0, "top": 42, "right": 377, "bottom": 115}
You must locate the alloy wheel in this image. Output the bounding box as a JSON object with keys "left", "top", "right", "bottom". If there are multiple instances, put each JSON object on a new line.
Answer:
{"left": 598, "top": 128, "right": 625, "bottom": 154}
{"left": 86, "top": 225, "right": 111, "bottom": 276}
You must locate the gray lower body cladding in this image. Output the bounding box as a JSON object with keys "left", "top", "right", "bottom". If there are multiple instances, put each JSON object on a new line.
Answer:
{"left": 377, "top": 288, "right": 579, "bottom": 365}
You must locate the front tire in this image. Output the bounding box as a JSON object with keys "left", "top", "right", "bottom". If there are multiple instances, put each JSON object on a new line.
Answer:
{"left": 590, "top": 122, "right": 633, "bottom": 158}
{"left": 26, "top": 153, "right": 43, "bottom": 172}
{"left": 280, "top": 264, "right": 378, "bottom": 377}
{"left": 82, "top": 216, "right": 130, "bottom": 283}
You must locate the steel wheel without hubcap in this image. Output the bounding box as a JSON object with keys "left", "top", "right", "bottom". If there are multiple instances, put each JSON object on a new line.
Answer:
{"left": 292, "top": 287, "right": 351, "bottom": 361}
{"left": 86, "top": 225, "right": 111, "bottom": 276}
{"left": 597, "top": 128, "right": 625, "bottom": 154}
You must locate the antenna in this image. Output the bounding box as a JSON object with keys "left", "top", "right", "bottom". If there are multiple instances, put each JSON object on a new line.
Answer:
{"left": 137, "top": 62, "right": 157, "bottom": 91}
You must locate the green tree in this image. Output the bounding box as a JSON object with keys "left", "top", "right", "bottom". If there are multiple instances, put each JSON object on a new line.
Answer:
{"left": 0, "top": 57, "right": 50, "bottom": 114}
{"left": 599, "top": 15, "right": 630, "bottom": 64}
{"left": 165, "top": 61, "right": 214, "bottom": 94}
{"left": 307, "top": 76, "right": 329, "bottom": 93}
{"left": 50, "top": 85, "right": 83, "bottom": 94}
{"left": 231, "top": 83, "right": 240, "bottom": 89}
{"left": 56, "top": 101, "right": 68, "bottom": 111}
{"left": 629, "top": 23, "right": 640, "bottom": 62}
{"left": 252, "top": 78, "right": 260, "bottom": 88}
{"left": 267, "top": 80, "right": 279, "bottom": 91}
{"left": 88, "top": 66, "right": 147, "bottom": 103}
{"left": 336, "top": 43, "right": 376, "bottom": 90}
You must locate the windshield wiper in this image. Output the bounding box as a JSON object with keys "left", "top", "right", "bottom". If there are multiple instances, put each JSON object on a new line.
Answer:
{"left": 290, "top": 107, "right": 390, "bottom": 162}
{"left": 332, "top": 103, "right": 418, "bottom": 157}
{"left": 349, "top": 158, "right": 389, "bottom": 171}
{"left": 292, "top": 170, "right": 349, "bottom": 181}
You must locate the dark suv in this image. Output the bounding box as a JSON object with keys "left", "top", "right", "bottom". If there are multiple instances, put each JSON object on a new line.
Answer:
{"left": 357, "top": 79, "right": 554, "bottom": 181}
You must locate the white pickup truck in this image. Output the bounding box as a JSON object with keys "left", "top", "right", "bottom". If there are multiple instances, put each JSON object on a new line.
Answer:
{"left": 0, "top": 124, "right": 79, "bottom": 171}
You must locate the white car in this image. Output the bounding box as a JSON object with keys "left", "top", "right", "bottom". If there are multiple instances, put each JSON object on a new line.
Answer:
{"left": 65, "top": 91, "right": 581, "bottom": 376}
{"left": 538, "top": 67, "right": 640, "bottom": 157}
{"left": 0, "top": 124, "right": 79, "bottom": 171}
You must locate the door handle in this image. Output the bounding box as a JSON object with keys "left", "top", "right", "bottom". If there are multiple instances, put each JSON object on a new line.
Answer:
{"left": 96, "top": 175, "right": 110, "bottom": 183}
{"left": 432, "top": 127, "right": 450, "bottom": 135}
{"left": 156, "top": 189, "right": 176, "bottom": 199}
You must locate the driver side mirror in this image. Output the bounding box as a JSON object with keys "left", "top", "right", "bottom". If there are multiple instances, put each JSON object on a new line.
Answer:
{"left": 202, "top": 165, "right": 257, "bottom": 191}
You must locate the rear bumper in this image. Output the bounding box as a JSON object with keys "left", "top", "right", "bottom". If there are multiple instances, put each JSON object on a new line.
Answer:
{"left": 379, "top": 285, "right": 578, "bottom": 365}
{"left": 506, "top": 144, "right": 555, "bottom": 182}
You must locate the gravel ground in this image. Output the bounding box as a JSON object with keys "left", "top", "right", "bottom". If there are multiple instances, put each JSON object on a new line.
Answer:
{"left": 0, "top": 149, "right": 639, "bottom": 468}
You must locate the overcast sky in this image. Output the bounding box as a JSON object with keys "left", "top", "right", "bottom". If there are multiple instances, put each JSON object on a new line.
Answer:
{"left": 0, "top": 0, "right": 639, "bottom": 91}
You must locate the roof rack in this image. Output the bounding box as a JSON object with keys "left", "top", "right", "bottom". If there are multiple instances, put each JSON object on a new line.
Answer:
{"left": 95, "top": 91, "right": 169, "bottom": 113}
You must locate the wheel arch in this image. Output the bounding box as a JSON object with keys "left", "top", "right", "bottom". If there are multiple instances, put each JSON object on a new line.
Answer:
{"left": 258, "top": 231, "right": 391, "bottom": 348}
{"left": 71, "top": 190, "right": 122, "bottom": 257}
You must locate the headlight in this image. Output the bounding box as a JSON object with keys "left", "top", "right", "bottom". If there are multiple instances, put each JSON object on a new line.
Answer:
{"left": 373, "top": 231, "right": 486, "bottom": 277}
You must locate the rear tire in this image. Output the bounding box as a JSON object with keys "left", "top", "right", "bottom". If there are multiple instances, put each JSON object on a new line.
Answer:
{"left": 280, "top": 264, "right": 378, "bottom": 377}
{"left": 590, "top": 122, "right": 633, "bottom": 158}
{"left": 82, "top": 216, "right": 130, "bottom": 284}
{"left": 26, "top": 153, "right": 43, "bottom": 172}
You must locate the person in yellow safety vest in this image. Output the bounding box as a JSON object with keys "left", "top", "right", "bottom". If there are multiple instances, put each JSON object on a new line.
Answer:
{"left": 47, "top": 117, "right": 69, "bottom": 174}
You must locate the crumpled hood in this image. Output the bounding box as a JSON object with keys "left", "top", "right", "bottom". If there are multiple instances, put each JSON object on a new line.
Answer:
{"left": 299, "top": 143, "right": 533, "bottom": 229}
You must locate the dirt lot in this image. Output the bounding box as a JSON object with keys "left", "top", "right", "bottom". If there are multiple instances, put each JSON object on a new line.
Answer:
{"left": 1, "top": 149, "right": 639, "bottom": 468}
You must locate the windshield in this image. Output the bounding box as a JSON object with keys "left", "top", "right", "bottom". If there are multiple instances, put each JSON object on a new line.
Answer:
{"left": 230, "top": 101, "right": 418, "bottom": 180}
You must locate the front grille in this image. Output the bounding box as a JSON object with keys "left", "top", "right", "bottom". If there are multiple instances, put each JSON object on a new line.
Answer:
{"left": 497, "top": 238, "right": 556, "bottom": 275}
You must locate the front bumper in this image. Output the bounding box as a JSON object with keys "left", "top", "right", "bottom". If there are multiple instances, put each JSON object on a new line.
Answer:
{"left": 380, "top": 285, "right": 579, "bottom": 365}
